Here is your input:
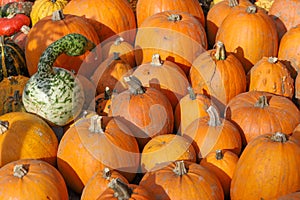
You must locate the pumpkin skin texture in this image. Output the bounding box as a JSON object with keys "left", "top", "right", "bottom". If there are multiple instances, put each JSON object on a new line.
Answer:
{"left": 0, "top": 14, "right": 31, "bottom": 36}
{"left": 132, "top": 54, "right": 189, "bottom": 110}
{"left": 0, "top": 159, "right": 69, "bottom": 200}
{"left": 139, "top": 160, "right": 224, "bottom": 200}
{"left": 230, "top": 132, "right": 300, "bottom": 200}
{"left": 277, "top": 191, "right": 300, "bottom": 199}
{"left": 63, "top": 0, "right": 136, "bottom": 44}
{"left": 248, "top": 57, "right": 294, "bottom": 98}
{"left": 30, "top": 0, "right": 69, "bottom": 26}
{"left": 200, "top": 149, "right": 239, "bottom": 199}
{"left": 136, "top": 0, "right": 205, "bottom": 28}
{"left": 57, "top": 115, "right": 140, "bottom": 193}
{"left": 182, "top": 106, "right": 242, "bottom": 160}
{"left": 189, "top": 41, "right": 247, "bottom": 115}
{"left": 23, "top": 33, "right": 95, "bottom": 126}
{"left": 215, "top": 5, "right": 278, "bottom": 73}
{"left": 25, "top": 10, "right": 101, "bottom": 77}
{"left": 135, "top": 10, "right": 207, "bottom": 75}
{"left": 140, "top": 134, "right": 197, "bottom": 173}
{"left": 268, "top": 0, "right": 300, "bottom": 41}
{"left": 225, "top": 91, "right": 300, "bottom": 146}
{"left": 0, "top": 36, "right": 28, "bottom": 82}
{"left": 81, "top": 168, "right": 129, "bottom": 200}
{"left": 0, "top": 112, "right": 58, "bottom": 167}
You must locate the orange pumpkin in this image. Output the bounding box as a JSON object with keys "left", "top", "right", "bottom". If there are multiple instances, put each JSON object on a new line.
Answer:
{"left": 0, "top": 159, "right": 69, "bottom": 200}
{"left": 57, "top": 115, "right": 140, "bottom": 193}
{"left": 231, "top": 132, "right": 300, "bottom": 199}
{"left": 139, "top": 160, "right": 224, "bottom": 200}
{"left": 225, "top": 91, "right": 300, "bottom": 146}
{"left": 135, "top": 10, "right": 207, "bottom": 75}
{"left": 277, "top": 191, "right": 300, "bottom": 199}
{"left": 248, "top": 57, "right": 294, "bottom": 98}
{"left": 0, "top": 112, "right": 58, "bottom": 167}
{"left": 215, "top": 5, "right": 278, "bottom": 73}
{"left": 25, "top": 10, "right": 101, "bottom": 77}
{"left": 182, "top": 105, "right": 242, "bottom": 160}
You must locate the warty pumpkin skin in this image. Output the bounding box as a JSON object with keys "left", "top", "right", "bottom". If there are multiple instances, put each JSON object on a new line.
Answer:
{"left": 0, "top": 112, "right": 58, "bottom": 167}
{"left": 215, "top": 5, "right": 278, "bottom": 73}
{"left": 230, "top": 132, "right": 300, "bottom": 200}
{"left": 139, "top": 160, "right": 224, "bottom": 200}
{"left": 225, "top": 91, "right": 300, "bottom": 146}
{"left": 0, "top": 159, "right": 69, "bottom": 200}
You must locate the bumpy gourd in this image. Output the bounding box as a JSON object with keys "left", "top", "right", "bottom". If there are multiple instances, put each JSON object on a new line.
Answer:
{"left": 22, "top": 33, "right": 96, "bottom": 126}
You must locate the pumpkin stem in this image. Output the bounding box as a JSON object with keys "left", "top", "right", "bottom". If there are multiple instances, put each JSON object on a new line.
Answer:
{"left": 13, "top": 164, "right": 29, "bottom": 178}
{"left": 0, "top": 121, "right": 9, "bottom": 134}
{"left": 187, "top": 86, "right": 196, "bottom": 100}
{"left": 214, "top": 41, "right": 226, "bottom": 60}
{"left": 20, "top": 25, "right": 30, "bottom": 35}
{"left": 229, "top": 0, "right": 239, "bottom": 7}
{"left": 173, "top": 160, "right": 187, "bottom": 176}
{"left": 151, "top": 54, "right": 163, "bottom": 66}
{"left": 268, "top": 57, "right": 278, "bottom": 64}
{"left": 254, "top": 96, "right": 269, "bottom": 108}
{"left": 52, "top": 9, "right": 64, "bottom": 21}
{"left": 215, "top": 150, "right": 224, "bottom": 160}
{"left": 270, "top": 132, "right": 288, "bottom": 143}
{"left": 104, "top": 87, "right": 111, "bottom": 100}
{"left": 112, "top": 52, "right": 121, "bottom": 60}
{"left": 168, "top": 14, "right": 182, "bottom": 22}
{"left": 108, "top": 178, "right": 132, "bottom": 200}
{"left": 8, "top": 76, "right": 18, "bottom": 85}
{"left": 103, "top": 167, "right": 112, "bottom": 180}
{"left": 89, "top": 115, "right": 104, "bottom": 133}
{"left": 114, "top": 37, "right": 124, "bottom": 45}
{"left": 124, "top": 75, "right": 145, "bottom": 95}
{"left": 246, "top": 5, "right": 257, "bottom": 13}
{"left": 207, "top": 105, "right": 222, "bottom": 127}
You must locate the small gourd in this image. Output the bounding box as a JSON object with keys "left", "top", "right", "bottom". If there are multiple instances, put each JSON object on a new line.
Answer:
{"left": 22, "top": 33, "right": 96, "bottom": 126}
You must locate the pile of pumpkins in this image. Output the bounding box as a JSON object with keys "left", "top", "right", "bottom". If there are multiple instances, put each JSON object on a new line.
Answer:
{"left": 1, "top": 0, "right": 300, "bottom": 199}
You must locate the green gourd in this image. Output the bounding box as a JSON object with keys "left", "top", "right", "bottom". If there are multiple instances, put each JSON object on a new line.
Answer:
{"left": 22, "top": 33, "right": 96, "bottom": 126}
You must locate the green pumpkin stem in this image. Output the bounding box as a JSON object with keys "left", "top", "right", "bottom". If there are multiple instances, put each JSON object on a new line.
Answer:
{"left": 108, "top": 178, "right": 132, "bottom": 200}
{"left": 270, "top": 132, "right": 288, "bottom": 143}
{"left": 124, "top": 75, "right": 145, "bottom": 95}
{"left": 214, "top": 41, "right": 226, "bottom": 60}
{"left": 173, "top": 160, "right": 187, "bottom": 176}
{"left": 13, "top": 164, "right": 29, "bottom": 178}
{"left": 0, "top": 121, "right": 9, "bottom": 134}
{"left": 215, "top": 150, "right": 224, "bottom": 160}
{"left": 151, "top": 53, "right": 163, "bottom": 66}
{"left": 37, "top": 33, "right": 95, "bottom": 77}
{"left": 187, "top": 86, "right": 196, "bottom": 100}
{"left": 254, "top": 96, "right": 269, "bottom": 108}
{"left": 89, "top": 115, "right": 104, "bottom": 133}
{"left": 207, "top": 105, "right": 222, "bottom": 126}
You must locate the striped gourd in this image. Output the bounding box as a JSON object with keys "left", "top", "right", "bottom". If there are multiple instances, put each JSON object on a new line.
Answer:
{"left": 22, "top": 33, "right": 95, "bottom": 126}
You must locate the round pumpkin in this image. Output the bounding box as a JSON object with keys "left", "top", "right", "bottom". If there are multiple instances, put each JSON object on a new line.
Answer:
{"left": 0, "top": 112, "right": 58, "bottom": 167}
{"left": 231, "top": 132, "right": 300, "bottom": 199}
{"left": 0, "top": 159, "right": 69, "bottom": 200}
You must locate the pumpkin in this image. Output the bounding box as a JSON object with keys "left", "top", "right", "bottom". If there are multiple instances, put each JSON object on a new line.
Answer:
{"left": 136, "top": 0, "right": 205, "bottom": 28}
{"left": 0, "top": 159, "right": 68, "bottom": 200}
{"left": 296, "top": 73, "right": 300, "bottom": 105}
{"left": 200, "top": 149, "right": 239, "bottom": 199}
{"left": 30, "top": 0, "right": 69, "bottom": 25}
{"left": 1, "top": 1, "right": 33, "bottom": 16}
{"left": 182, "top": 105, "right": 242, "bottom": 160}
{"left": 91, "top": 52, "right": 133, "bottom": 95}
{"left": 230, "top": 132, "right": 300, "bottom": 199}
{"left": 10, "top": 25, "right": 29, "bottom": 50}
{"left": 225, "top": 91, "right": 300, "bottom": 145}
{"left": 277, "top": 191, "right": 300, "bottom": 199}
{"left": 135, "top": 10, "right": 207, "bottom": 75}
{"left": 76, "top": 74, "right": 96, "bottom": 111}
{"left": 248, "top": 56, "right": 294, "bottom": 98}
{"left": 189, "top": 41, "right": 247, "bottom": 115}
{"left": 139, "top": 160, "right": 224, "bottom": 200}
{"left": 0, "top": 112, "right": 58, "bottom": 167}
{"left": 81, "top": 168, "right": 129, "bottom": 200}
{"left": 97, "top": 178, "right": 154, "bottom": 200}
{"left": 25, "top": 10, "right": 101, "bottom": 77}
{"left": 0, "top": 0, "right": 25, "bottom": 7}
{"left": 215, "top": 5, "right": 278, "bottom": 73}
{"left": 57, "top": 115, "right": 140, "bottom": 193}
{"left": 268, "top": 0, "right": 300, "bottom": 41}
{"left": 101, "top": 36, "right": 136, "bottom": 68}
{"left": 0, "top": 13, "right": 30, "bottom": 36}
{"left": 132, "top": 54, "right": 189, "bottom": 110}
{"left": 89, "top": 87, "right": 113, "bottom": 116}
{"left": 0, "top": 75, "right": 28, "bottom": 115}
{"left": 63, "top": 0, "right": 137, "bottom": 44}
{"left": 140, "top": 134, "right": 196, "bottom": 172}
{"left": 206, "top": 0, "right": 252, "bottom": 48}
{"left": 109, "top": 75, "right": 174, "bottom": 150}
{"left": 277, "top": 24, "right": 300, "bottom": 78}
{"left": 23, "top": 33, "right": 96, "bottom": 126}
{"left": 174, "top": 86, "right": 213, "bottom": 134}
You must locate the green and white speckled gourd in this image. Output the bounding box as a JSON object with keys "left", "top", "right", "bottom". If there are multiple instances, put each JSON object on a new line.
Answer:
{"left": 22, "top": 33, "right": 96, "bottom": 126}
